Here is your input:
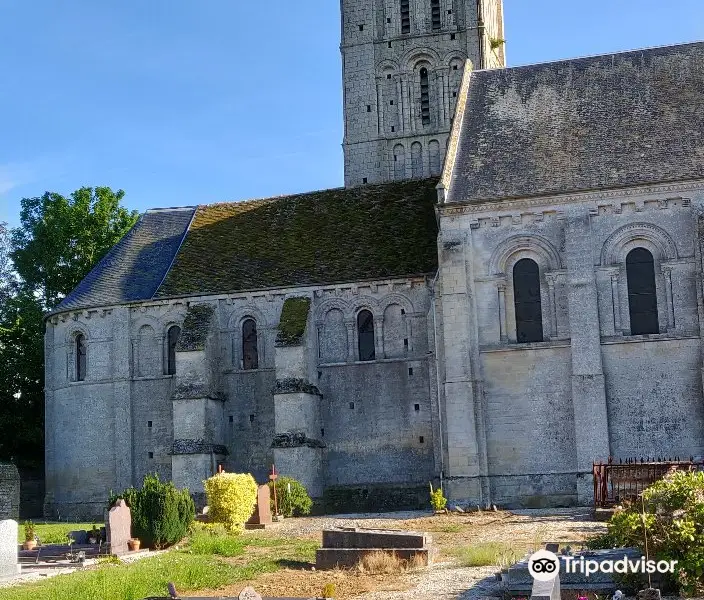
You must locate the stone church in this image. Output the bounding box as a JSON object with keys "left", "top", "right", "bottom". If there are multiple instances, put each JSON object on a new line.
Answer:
{"left": 44, "top": 0, "right": 704, "bottom": 519}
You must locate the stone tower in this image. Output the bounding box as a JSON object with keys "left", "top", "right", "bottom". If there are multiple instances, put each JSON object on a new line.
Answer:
{"left": 341, "top": 0, "right": 506, "bottom": 187}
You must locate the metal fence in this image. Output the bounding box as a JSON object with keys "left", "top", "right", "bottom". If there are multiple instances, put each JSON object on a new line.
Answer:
{"left": 593, "top": 456, "right": 704, "bottom": 508}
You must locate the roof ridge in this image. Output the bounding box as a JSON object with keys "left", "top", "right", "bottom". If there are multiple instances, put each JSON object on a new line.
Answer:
{"left": 473, "top": 39, "right": 704, "bottom": 73}
{"left": 183, "top": 178, "right": 440, "bottom": 211}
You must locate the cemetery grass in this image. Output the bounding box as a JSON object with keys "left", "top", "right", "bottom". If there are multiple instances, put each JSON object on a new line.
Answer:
{"left": 0, "top": 533, "right": 317, "bottom": 600}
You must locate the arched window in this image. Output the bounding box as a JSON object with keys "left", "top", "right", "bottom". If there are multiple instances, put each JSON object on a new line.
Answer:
{"left": 420, "top": 68, "right": 430, "bottom": 126}
{"left": 400, "top": 0, "right": 410, "bottom": 33}
{"left": 242, "top": 319, "right": 259, "bottom": 370}
{"left": 429, "top": 140, "right": 441, "bottom": 176}
{"left": 357, "top": 310, "right": 376, "bottom": 361}
{"left": 431, "top": 0, "right": 441, "bottom": 30}
{"left": 411, "top": 142, "right": 423, "bottom": 178}
{"left": 75, "top": 333, "right": 87, "bottom": 381}
{"left": 626, "top": 248, "right": 659, "bottom": 335}
{"left": 513, "top": 259, "right": 543, "bottom": 343}
{"left": 167, "top": 325, "right": 181, "bottom": 375}
{"left": 393, "top": 144, "right": 406, "bottom": 180}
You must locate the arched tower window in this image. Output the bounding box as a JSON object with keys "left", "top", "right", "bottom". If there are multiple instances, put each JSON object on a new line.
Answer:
{"left": 431, "top": 0, "right": 441, "bottom": 30}
{"left": 626, "top": 248, "right": 659, "bottom": 335}
{"left": 400, "top": 0, "right": 410, "bottom": 34}
{"left": 357, "top": 310, "right": 376, "bottom": 361}
{"left": 429, "top": 140, "right": 441, "bottom": 175}
{"left": 393, "top": 144, "right": 406, "bottom": 180}
{"left": 420, "top": 68, "right": 430, "bottom": 126}
{"left": 167, "top": 325, "right": 181, "bottom": 375}
{"left": 242, "top": 318, "right": 259, "bottom": 370}
{"left": 513, "top": 259, "right": 543, "bottom": 343}
{"left": 411, "top": 142, "right": 423, "bottom": 178}
{"left": 75, "top": 333, "right": 87, "bottom": 381}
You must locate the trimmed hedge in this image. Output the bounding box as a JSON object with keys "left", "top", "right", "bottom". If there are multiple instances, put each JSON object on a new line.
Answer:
{"left": 204, "top": 472, "right": 258, "bottom": 530}
{"left": 109, "top": 474, "right": 195, "bottom": 549}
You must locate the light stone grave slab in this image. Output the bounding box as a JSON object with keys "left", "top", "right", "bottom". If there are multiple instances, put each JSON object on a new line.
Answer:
{"left": 0, "top": 519, "right": 19, "bottom": 578}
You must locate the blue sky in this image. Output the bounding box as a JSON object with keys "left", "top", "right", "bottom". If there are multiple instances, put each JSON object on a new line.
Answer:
{"left": 1, "top": 1, "right": 702, "bottom": 227}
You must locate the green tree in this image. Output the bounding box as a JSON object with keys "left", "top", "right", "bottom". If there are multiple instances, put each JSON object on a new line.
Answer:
{"left": 11, "top": 187, "right": 138, "bottom": 309}
{"left": 0, "top": 222, "right": 15, "bottom": 305}
{"left": 0, "top": 187, "right": 138, "bottom": 467}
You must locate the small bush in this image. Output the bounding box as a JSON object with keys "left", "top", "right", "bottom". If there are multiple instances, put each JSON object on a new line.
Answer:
{"left": 321, "top": 583, "right": 336, "bottom": 598}
{"left": 586, "top": 470, "right": 704, "bottom": 596}
{"left": 204, "top": 472, "right": 258, "bottom": 530}
{"left": 109, "top": 473, "right": 195, "bottom": 549}
{"left": 429, "top": 485, "right": 447, "bottom": 512}
{"left": 269, "top": 476, "right": 313, "bottom": 517}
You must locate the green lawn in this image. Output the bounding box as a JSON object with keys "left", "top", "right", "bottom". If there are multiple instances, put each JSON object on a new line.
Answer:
{"left": 19, "top": 522, "right": 95, "bottom": 545}
{"left": 2, "top": 529, "right": 318, "bottom": 600}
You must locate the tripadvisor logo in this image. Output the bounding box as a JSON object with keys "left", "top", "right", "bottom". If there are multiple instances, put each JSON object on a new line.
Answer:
{"left": 528, "top": 550, "right": 678, "bottom": 580}
{"left": 528, "top": 550, "right": 560, "bottom": 581}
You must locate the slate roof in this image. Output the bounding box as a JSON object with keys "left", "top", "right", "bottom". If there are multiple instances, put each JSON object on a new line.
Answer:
{"left": 52, "top": 207, "right": 195, "bottom": 313}
{"left": 156, "top": 178, "right": 439, "bottom": 298}
{"left": 52, "top": 179, "right": 439, "bottom": 313}
{"left": 445, "top": 41, "right": 704, "bottom": 203}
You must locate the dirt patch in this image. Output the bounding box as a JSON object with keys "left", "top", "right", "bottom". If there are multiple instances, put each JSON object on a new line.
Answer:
{"left": 192, "top": 567, "right": 415, "bottom": 600}
{"left": 189, "top": 508, "right": 605, "bottom": 600}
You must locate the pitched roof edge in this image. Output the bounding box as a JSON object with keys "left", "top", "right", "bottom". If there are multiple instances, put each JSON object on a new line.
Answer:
{"left": 152, "top": 206, "right": 198, "bottom": 299}
{"left": 438, "top": 59, "right": 474, "bottom": 203}
{"left": 470, "top": 39, "right": 704, "bottom": 74}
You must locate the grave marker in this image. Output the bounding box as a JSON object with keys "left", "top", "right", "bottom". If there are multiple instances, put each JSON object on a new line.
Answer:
{"left": 107, "top": 499, "right": 132, "bottom": 555}
{"left": 0, "top": 519, "right": 19, "bottom": 578}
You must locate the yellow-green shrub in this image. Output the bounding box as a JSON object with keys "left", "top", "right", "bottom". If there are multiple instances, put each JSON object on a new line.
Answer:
{"left": 203, "top": 472, "right": 257, "bottom": 530}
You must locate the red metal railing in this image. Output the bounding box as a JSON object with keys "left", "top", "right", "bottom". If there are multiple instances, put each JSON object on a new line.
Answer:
{"left": 593, "top": 456, "right": 704, "bottom": 508}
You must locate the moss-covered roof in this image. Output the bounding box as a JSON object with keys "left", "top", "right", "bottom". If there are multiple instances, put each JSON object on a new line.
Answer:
{"left": 276, "top": 297, "right": 311, "bottom": 347}
{"left": 156, "top": 178, "right": 439, "bottom": 298}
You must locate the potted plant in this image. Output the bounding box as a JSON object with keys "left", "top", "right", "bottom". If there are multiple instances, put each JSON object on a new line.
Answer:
{"left": 23, "top": 521, "right": 37, "bottom": 550}
{"left": 127, "top": 538, "right": 141, "bottom": 551}
{"left": 88, "top": 524, "right": 100, "bottom": 545}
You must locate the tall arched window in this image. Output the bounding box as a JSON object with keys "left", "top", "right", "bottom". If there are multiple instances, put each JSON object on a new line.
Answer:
{"left": 400, "top": 0, "right": 410, "bottom": 33}
{"left": 393, "top": 144, "right": 406, "bottom": 180}
{"left": 167, "top": 325, "right": 181, "bottom": 375}
{"left": 242, "top": 319, "right": 259, "bottom": 370}
{"left": 431, "top": 0, "right": 441, "bottom": 30}
{"left": 75, "top": 333, "right": 87, "bottom": 381}
{"left": 411, "top": 142, "right": 423, "bottom": 178}
{"left": 626, "top": 247, "right": 659, "bottom": 335}
{"left": 513, "top": 259, "right": 543, "bottom": 343}
{"left": 429, "top": 140, "right": 441, "bottom": 176}
{"left": 357, "top": 310, "right": 376, "bottom": 361}
{"left": 419, "top": 68, "right": 430, "bottom": 126}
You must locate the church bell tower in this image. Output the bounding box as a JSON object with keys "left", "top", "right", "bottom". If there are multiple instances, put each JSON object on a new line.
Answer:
{"left": 341, "top": 0, "right": 505, "bottom": 187}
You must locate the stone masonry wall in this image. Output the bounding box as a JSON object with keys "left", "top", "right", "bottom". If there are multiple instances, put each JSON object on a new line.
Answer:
{"left": 438, "top": 181, "right": 704, "bottom": 507}
{"left": 45, "top": 276, "right": 437, "bottom": 517}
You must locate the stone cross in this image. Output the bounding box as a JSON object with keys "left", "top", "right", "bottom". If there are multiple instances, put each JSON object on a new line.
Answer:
{"left": 0, "top": 519, "right": 19, "bottom": 578}
{"left": 107, "top": 499, "right": 132, "bottom": 556}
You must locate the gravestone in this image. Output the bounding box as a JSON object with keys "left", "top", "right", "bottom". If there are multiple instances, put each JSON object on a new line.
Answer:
{"left": 239, "top": 587, "right": 262, "bottom": 600}
{"left": 68, "top": 530, "right": 88, "bottom": 545}
{"left": 0, "top": 464, "right": 20, "bottom": 520}
{"left": 246, "top": 485, "right": 272, "bottom": 528}
{"left": 0, "top": 519, "right": 19, "bottom": 578}
{"left": 107, "top": 499, "right": 132, "bottom": 555}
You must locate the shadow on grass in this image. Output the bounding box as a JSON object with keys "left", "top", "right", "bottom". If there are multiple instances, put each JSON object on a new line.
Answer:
{"left": 275, "top": 559, "right": 315, "bottom": 570}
